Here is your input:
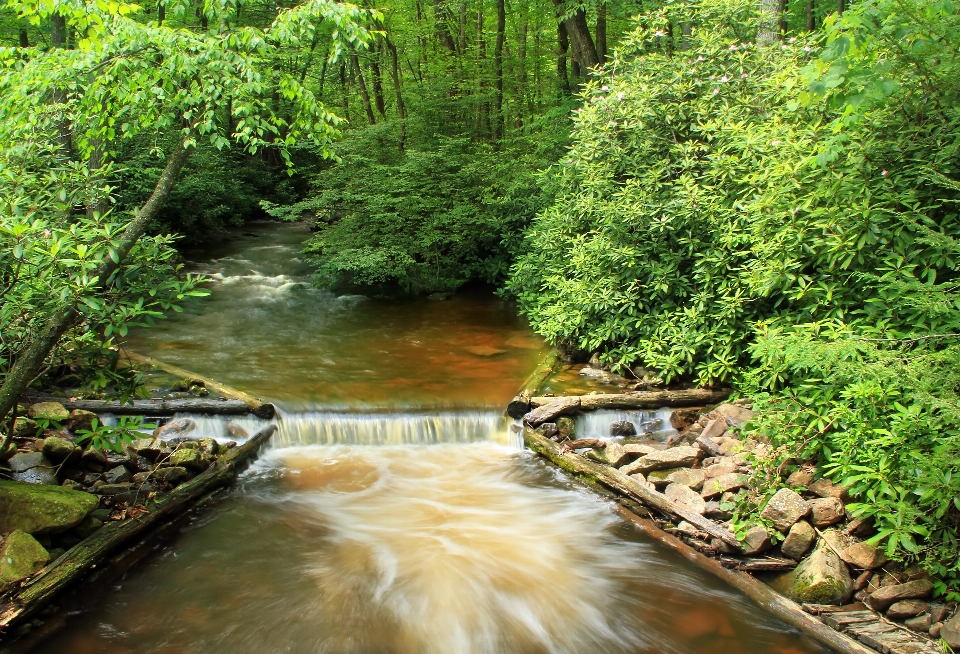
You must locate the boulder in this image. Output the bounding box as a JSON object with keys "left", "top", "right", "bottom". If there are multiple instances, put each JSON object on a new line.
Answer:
{"left": 703, "top": 459, "right": 738, "bottom": 479}
{"left": 80, "top": 447, "right": 108, "bottom": 466}
{"left": 622, "top": 443, "right": 656, "bottom": 457}
{"left": 941, "top": 614, "right": 960, "bottom": 649}
{"left": 0, "top": 441, "right": 17, "bottom": 462}
{"left": 664, "top": 483, "right": 707, "bottom": 515}
{"left": 7, "top": 451, "right": 58, "bottom": 485}
{"left": 700, "top": 472, "right": 748, "bottom": 500}
{"left": 154, "top": 417, "right": 197, "bottom": 440}
{"left": 41, "top": 436, "right": 80, "bottom": 463}
{"left": 556, "top": 417, "right": 576, "bottom": 441}
{"left": 785, "top": 468, "right": 815, "bottom": 489}
{"left": 197, "top": 438, "right": 219, "bottom": 456}
{"left": 840, "top": 541, "right": 889, "bottom": 570}
{"left": 152, "top": 466, "right": 191, "bottom": 486}
{"left": 866, "top": 580, "right": 934, "bottom": 612}
{"left": 886, "top": 600, "right": 930, "bottom": 621}
{"left": 695, "top": 434, "right": 723, "bottom": 458}
{"left": 930, "top": 605, "right": 950, "bottom": 623}
{"left": 12, "top": 417, "right": 38, "bottom": 439}
{"left": 714, "top": 403, "right": 754, "bottom": 426}
{"left": 0, "top": 481, "right": 98, "bottom": 535}
{"left": 0, "top": 530, "right": 50, "bottom": 585}
{"left": 66, "top": 409, "right": 97, "bottom": 432}
{"left": 771, "top": 542, "right": 854, "bottom": 605}
{"left": 130, "top": 438, "right": 166, "bottom": 461}
{"left": 904, "top": 614, "right": 932, "bottom": 632}
{"left": 760, "top": 488, "right": 810, "bottom": 532}
{"left": 620, "top": 446, "right": 698, "bottom": 475}
{"left": 669, "top": 408, "right": 700, "bottom": 431}
{"left": 740, "top": 525, "right": 773, "bottom": 556}
{"left": 701, "top": 419, "right": 728, "bottom": 440}
{"left": 610, "top": 420, "right": 636, "bottom": 437}
{"left": 535, "top": 423, "right": 558, "bottom": 439}
{"left": 781, "top": 520, "right": 816, "bottom": 560}
{"left": 27, "top": 401, "right": 69, "bottom": 422}
{"left": 666, "top": 468, "right": 706, "bottom": 491}
{"left": 587, "top": 442, "right": 631, "bottom": 467}
{"left": 104, "top": 465, "right": 132, "bottom": 485}
{"left": 807, "top": 497, "right": 845, "bottom": 527}
{"left": 808, "top": 478, "right": 850, "bottom": 501}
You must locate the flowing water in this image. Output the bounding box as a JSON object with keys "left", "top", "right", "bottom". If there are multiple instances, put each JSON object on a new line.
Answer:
{"left": 36, "top": 223, "right": 827, "bottom": 654}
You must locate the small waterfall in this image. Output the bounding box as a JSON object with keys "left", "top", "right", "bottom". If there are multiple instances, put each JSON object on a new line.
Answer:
{"left": 574, "top": 407, "right": 677, "bottom": 441}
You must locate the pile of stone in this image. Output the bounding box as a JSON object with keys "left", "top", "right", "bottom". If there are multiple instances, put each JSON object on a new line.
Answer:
{"left": 0, "top": 401, "right": 244, "bottom": 593}
{"left": 527, "top": 399, "right": 959, "bottom": 653}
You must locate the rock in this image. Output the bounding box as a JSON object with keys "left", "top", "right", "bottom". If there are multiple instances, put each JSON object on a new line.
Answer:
{"left": 130, "top": 438, "right": 166, "bottom": 461}
{"left": 41, "top": 436, "right": 80, "bottom": 463}
{"left": 0, "top": 441, "right": 17, "bottom": 462}
{"left": 622, "top": 443, "right": 656, "bottom": 457}
{"left": 740, "top": 525, "right": 773, "bottom": 555}
{"left": 65, "top": 409, "right": 97, "bottom": 433}
{"left": 771, "top": 542, "right": 854, "bottom": 605}
{"left": 73, "top": 514, "right": 104, "bottom": 538}
{"left": 695, "top": 434, "right": 723, "bottom": 458}
{"left": 152, "top": 466, "right": 191, "bottom": 486}
{"left": 0, "top": 481, "right": 98, "bottom": 535}
{"left": 940, "top": 613, "right": 960, "bottom": 649}
{"left": 701, "top": 419, "right": 728, "bottom": 440}
{"left": 609, "top": 420, "right": 636, "bottom": 437}
{"left": 132, "top": 472, "right": 151, "bottom": 485}
{"left": 781, "top": 520, "right": 816, "bottom": 560}
{"left": 80, "top": 447, "right": 108, "bottom": 466}
{"left": 646, "top": 468, "right": 680, "bottom": 488}
{"left": 97, "top": 483, "right": 134, "bottom": 496}
{"left": 105, "top": 450, "right": 134, "bottom": 468}
{"left": 556, "top": 417, "right": 575, "bottom": 441}
{"left": 703, "top": 458, "right": 738, "bottom": 478}
{"left": 7, "top": 451, "right": 58, "bottom": 485}
{"left": 700, "top": 472, "right": 748, "bottom": 499}
{"left": 930, "top": 605, "right": 950, "bottom": 623}
{"left": 666, "top": 468, "right": 706, "bottom": 491}
{"left": 665, "top": 483, "right": 707, "bottom": 515}
{"left": 103, "top": 466, "right": 132, "bottom": 484}
{"left": 12, "top": 417, "right": 38, "bottom": 438}
{"left": 27, "top": 402, "right": 69, "bottom": 422}
{"left": 886, "top": 600, "right": 930, "bottom": 621}
{"left": 839, "top": 541, "right": 889, "bottom": 570}
{"left": 903, "top": 614, "right": 932, "bottom": 632}
{"left": 807, "top": 497, "right": 845, "bottom": 527}
{"left": 60, "top": 479, "right": 84, "bottom": 491}
{"left": 628, "top": 473, "right": 656, "bottom": 491}
{"left": 808, "top": 478, "right": 849, "bottom": 500}
{"left": 154, "top": 418, "right": 197, "bottom": 440}
{"left": 786, "top": 468, "right": 815, "bottom": 488}
{"left": 0, "top": 530, "right": 50, "bottom": 584}
{"left": 465, "top": 345, "right": 506, "bottom": 357}
{"left": 931, "top": 622, "right": 944, "bottom": 639}
{"left": 535, "top": 423, "right": 559, "bottom": 439}
{"left": 673, "top": 521, "right": 701, "bottom": 538}
{"left": 714, "top": 403, "right": 754, "bottom": 426}
{"left": 586, "top": 442, "right": 630, "bottom": 467}
{"left": 620, "top": 446, "right": 698, "bottom": 475}
{"left": 760, "top": 488, "right": 810, "bottom": 532}
{"left": 866, "top": 580, "right": 935, "bottom": 612}
{"left": 719, "top": 438, "right": 744, "bottom": 456}
{"left": 704, "top": 502, "right": 733, "bottom": 520}
{"left": 669, "top": 408, "right": 700, "bottom": 431}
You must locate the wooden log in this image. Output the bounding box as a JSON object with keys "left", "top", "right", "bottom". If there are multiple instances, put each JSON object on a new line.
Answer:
{"left": 0, "top": 425, "right": 277, "bottom": 633}
{"left": 529, "top": 388, "right": 732, "bottom": 411}
{"left": 721, "top": 557, "right": 798, "bottom": 572}
{"left": 120, "top": 348, "right": 275, "bottom": 418}
{"left": 523, "top": 427, "right": 740, "bottom": 549}
{"left": 523, "top": 396, "right": 581, "bottom": 426}
{"left": 506, "top": 349, "right": 560, "bottom": 419}
{"left": 21, "top": 394, "right": 269, "bottom": 418}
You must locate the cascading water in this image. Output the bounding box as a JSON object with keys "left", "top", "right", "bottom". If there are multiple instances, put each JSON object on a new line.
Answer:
{"left": 33, "top": 224, "right": 829, "bottom": 654}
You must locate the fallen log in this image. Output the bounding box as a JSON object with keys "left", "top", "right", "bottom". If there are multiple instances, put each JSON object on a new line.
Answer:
{"left": 0, "top": 425, "right": 277, "bottom": 633}
{"left": 120, "top": 348, "right": 275, "bottom": 418}
{"left": 506, "top": 350, "right": 560, "bottom": 419}
{"left": 523, "top": 427, "right": 740, "bottom": 549}
{"left": 721, "top": 557, "right": 798, "bottom": 572}
{"left": 523, "top": 396, "right": 581, "bottom": 426}
{"left": 529, "top": 388, "right": 732, "bottom": 412}
{"left": 21, "top": 394, "right": 271, "bottom": 418}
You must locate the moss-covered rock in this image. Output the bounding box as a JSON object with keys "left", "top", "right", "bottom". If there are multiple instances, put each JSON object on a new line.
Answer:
{"left": 166, "top": 448, "right": 205, "bottom": 471}
{"left": 12, "top": 417, "right": 37, "bottom": 438}
{"left": 27, "top": 402, "right": 70, "bottom": 422}
{"left": 0, "top": 530, "right": 50, "bottom": 585}
{"left": 0, "top": 480, "right": 99, "bottom": 535}
{"left": 770, "top": 541, "right": 854, "bottom": 604}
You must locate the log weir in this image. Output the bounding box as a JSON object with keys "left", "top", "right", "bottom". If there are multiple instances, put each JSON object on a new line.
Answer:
{"left": 21, "top": 395, "right": 276, "bottom": 419}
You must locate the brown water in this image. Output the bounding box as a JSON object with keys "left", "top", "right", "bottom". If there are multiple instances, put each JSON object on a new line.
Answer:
{"left": 35, "top": 223, "right": 828, "bottom": 654}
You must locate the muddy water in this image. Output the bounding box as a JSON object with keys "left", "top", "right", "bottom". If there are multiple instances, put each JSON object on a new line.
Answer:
{"left": 36, "top": 224, "right": 827, "bottom": 654}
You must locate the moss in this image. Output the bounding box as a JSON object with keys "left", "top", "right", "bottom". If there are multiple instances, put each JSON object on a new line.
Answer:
{"left": 0, "top": 481, "right": 99, "bottom": 536}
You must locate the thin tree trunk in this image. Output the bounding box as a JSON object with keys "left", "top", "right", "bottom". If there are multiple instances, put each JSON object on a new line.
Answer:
{"left": 806, "top": 0, "right": 816, "bottom": 30}
{"left": 838, "top": 0, "right": 845, "bottom": 15}
{"left": 758, "top": 0, "right": 783, "bottom": 45}
{"left": 779, "top": 0, "right": 788, "bottom": 35}
{"left": 0, "top": 143, "right": 191, "bottom": 430}
{"left": 681, "top": 22, "right": 692, "bottom": 50}
{"left": 557, "top": 22, "right": 571, "bottom": 93}
{"left": 339, "top": 63, "right": 351, "bottom": 122}
{"left": 18, "top": 28, "right": 28, "bottom": 47}
{"left": 350, "top": 53, "right": 376, "bottom": 125}
{"left": 459, "top": 2, "right": 467, "bottom": 53}
{"left": 50, "top": 14, "right": 72, "bottom": 157}
{"left": 385, "top": 36, "right": 407, "bottom": 153}
{"left": 596, "top": 3, "right": 607, "bottom": 64}
{"left": 433, "top": 0, "right": 457, "bottom": 52}
{"left": 158, "top": 1, "right": 165, "bottom": 25}
{"left": 477, "top": 5, "right": 488, "bottom": 134}
{"left": 517, "top": 21, "right": 528, "bottom": 128}
{"left": 370, "top": 44, "right": 387, "bottom": 117}
{"left": 493, "top": 0, "right": 505, "bottom": 140}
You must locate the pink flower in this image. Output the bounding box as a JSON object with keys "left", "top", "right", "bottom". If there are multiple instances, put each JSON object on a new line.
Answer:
{"left": 729, "top": 45, "right": 738, "bottom": 51}
{"left": 617, "top": 92, "right": 624, "bottom": 100}
{"left": 697, "top": 56, "right": 705, "bottom": 62}
{"left": 655, "top": 30, "right": 665, "bottom": 37}
{"left": 771, "top": 140, "right": 781, "bottom": 146}
{"left": 601, "top": 85, "right": 609, "bottom": 91}
{"left": 713, "top": 88, "right": 720, "bottom": 94}
{"left": 882, "top": 170, "right": 888, "bottom": 176}
{"left": 804, "top": 46, "right": 812, "bottom": 51}
{"left": 741, "top": 73, "right": 749, "bottom": 79}
{"left": 720, "top": 75, "right": 729, "bottom": 83}
{"left": 788, "top": 37, "right": 797, "bottom": 43}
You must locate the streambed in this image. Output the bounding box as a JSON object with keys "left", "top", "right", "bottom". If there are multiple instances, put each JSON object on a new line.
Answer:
{"left": 35, "top": 223, "right": 827, "bottom": 653}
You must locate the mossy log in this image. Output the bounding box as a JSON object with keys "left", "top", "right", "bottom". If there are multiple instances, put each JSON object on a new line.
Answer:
{"left": 0, "top": 425, "right": 277, "bottom": 633}
{"left": 528, "top": 388, "right": 732, "bottom": 413}
{"left": 523, "top": 427, "right": 740, "bottom": 549}
{"left": 506, "top": 350, "right": 560, "bottom": 418}
{"left": 21, "top": 395, "right": 272, "bottom": 418}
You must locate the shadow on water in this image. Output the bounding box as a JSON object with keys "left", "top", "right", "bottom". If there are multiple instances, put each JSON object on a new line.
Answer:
{"left": 33, "top": 224, "right": 829, "bottom": 654}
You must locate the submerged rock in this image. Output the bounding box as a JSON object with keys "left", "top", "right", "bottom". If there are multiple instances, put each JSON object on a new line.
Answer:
{"left": 609, "top": 420, "right": 636, "bottom": 437}
{"left": 0, "top": 530, "right": 50, "bottom": 585}
{"left": 0, "top": 480, "right": 98, "bottom": 535}
{"left": 771, "top": 542, "right": 854, "bottom": 605}
{"left": 154, "top": 418, "right": 197, "bottom": 440}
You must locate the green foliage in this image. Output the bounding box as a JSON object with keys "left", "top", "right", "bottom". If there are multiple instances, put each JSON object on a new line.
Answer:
{"left": 75, "top": 416, "right": 155, "bottom": 453}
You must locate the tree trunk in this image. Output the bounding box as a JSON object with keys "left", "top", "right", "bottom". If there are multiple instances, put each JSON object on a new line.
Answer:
{"left": 596, "top": 3, "right": 607, "bottom": 64}
{"left": 158, "top": 1, "right": 165, "bottom": 25}
{"left": 339, "top": 63, "right": 351, "bottom": 122}
{"left": 806, "top": 0, "right": 816, "bottom": 30}
{"left": 493, "top": 0, "right": 505, "bottom": 140}
{"left": 757, "top": 0, "right": 783, "bottom": 45}
{"left": 557, "top": 22, "right": 571, "bottom": 93}
{"left": 517, "top": 21, "right": 528, "bottom": 128}
{"left": 370, "top": 44, "right": 387, "bottom": 117}
{"left": 433, "top": 0, "right": 457, "bottom": 52}
{"left": 838, "top": 0, "right": 845, "bottom": 15}
{"left": 18, "top": 28, "right": 28, "bottom": 47}
{"left": 350, "top": 53, "right": 376, "bottom": 125}
{"left": 681, "top": 21, "right": 692, "bottom": 51}
{"left": 553, "top": 0, "right": 600, "bottom": 74}
{"left": 385, "top": 36, "right": 407, "bottom": 154}
{"left": 0, "top": 142, "right": 191, "bottom": 429}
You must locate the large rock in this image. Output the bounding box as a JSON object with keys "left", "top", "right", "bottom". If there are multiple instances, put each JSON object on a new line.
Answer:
{"left": 840, "top": 541, "right": 889, "bottom": 570}
{"left": 700, "top": 472, "right": 748, "bottom": 499}
{"left": 808, "top": 478, "right": 849, "bottom": 501}
{"left": 941, "top": 614, "right": 960, "bottom": 650}
{"left": 760, "top": 488, "right": 810, "bottom": 532}
{"left": 587, "top": 442, "right": 631, "bottom": 467}
{"left": 27, "top": 401, "right": 69, "bottom": 422}
{"left": 7, "top": 451, "right": 58, "bottom": 485}
{"left": 703, "top": 458, "right": 738, "bottom": 478}
{"left": 0, "top": 480, "right": 98, "bottom": 535}
{"left": 622, "top": 443, "right": 656, "bottom": 457}
{"left": 665, "top": 467, "right": 705, "bottom": 491}
{"left": 66, "top": 409, "right": 97, "bottom": 433}
{"left": 886, "top": 600, "right": 929, "bottom": 621}
{"left": 0, "top": 530, "right": 50, "bottom": 585}
{"left": 807, "top": 497, "right": 845, "bottom": 527}
{"left": 771, "top": 542, "right": 854, "bottom": 605}
{"left": 609, "top": 420, "right": 636, "bottom": 437}
{"left": 620, "top": 446, "right": 698, "bottom": 475}
{"left": 12, "top": 417, "right": 37, "bottom": 439}
{"left": 41, "top": 436, "right": 80, "bottom": 463}
{"left": 556, "top": 417, "right": 576, "bottom": 441}
{"left": 152, "top": 466, "right": 191, "bottom": 486}
{"left": 714, "top": 403, "right": 754, "bottom": 426}
{"left": 700, "top": 419, "right": 728, "bottom": 440}
{"left": 103, "top": 466, "right": 132, "bottom": 484}
{"left": 154, "top": 417, "right": 198, "bottom": 440}
{"left": 781, "top": 520, "right": 816, "bottom": 560}
{"left": 866, "top": 580, "right": 934, "bottom": 612}
{"left": 741, "top": 525, "right": 773, "bottom": 556}
{"left": 665, "top": 483, "right": 707, "bottom": 515}
{"left": 786, "top": 467, "right": 815, "bottom": 488}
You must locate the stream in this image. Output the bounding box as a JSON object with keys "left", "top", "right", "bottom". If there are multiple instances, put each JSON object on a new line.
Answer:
{"left": 36, "top": 223, "right": 828, "bottom": 654}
